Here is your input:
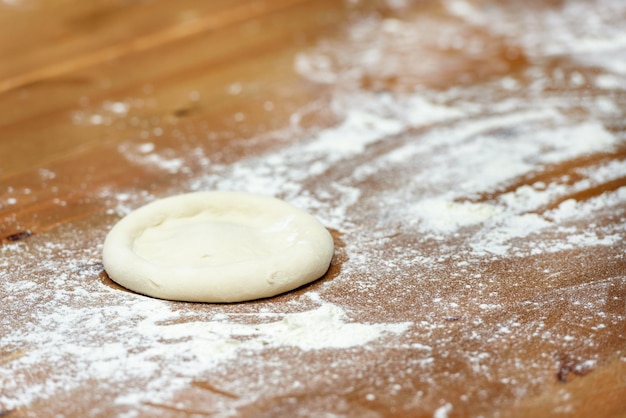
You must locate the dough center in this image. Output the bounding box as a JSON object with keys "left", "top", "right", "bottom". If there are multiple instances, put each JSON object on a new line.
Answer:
{"left": 133, "top": 211, "right": 295, "bottom": 267}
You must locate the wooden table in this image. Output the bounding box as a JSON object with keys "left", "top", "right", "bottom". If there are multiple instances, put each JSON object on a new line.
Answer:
{"left": 1, "top": 0, "right": 625, "bottom": 416}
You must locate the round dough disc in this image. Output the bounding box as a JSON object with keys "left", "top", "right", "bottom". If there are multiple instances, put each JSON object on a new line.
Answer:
{"left": 102, "top": 191, "right": 334, "bottom": 302}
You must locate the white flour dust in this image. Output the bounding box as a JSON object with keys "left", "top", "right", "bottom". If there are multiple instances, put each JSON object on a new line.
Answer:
{"left": 1, "top": 268, "right": 409, "bottom": 410}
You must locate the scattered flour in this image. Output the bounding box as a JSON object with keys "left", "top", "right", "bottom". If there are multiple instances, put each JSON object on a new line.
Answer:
{"left": 117, "top": 142, "right": 186, "bottom": 174}
{"left": 0, "top": 249, "right": 410, "bottom": 411}
{"left": 410, "top": 199, "right": 504, "bottom": 233}
{"left": 304, "top": 109, "right": 404, "bottom": 154}
{"left": 433, "top": 403, "right": 453, "bottom": 418}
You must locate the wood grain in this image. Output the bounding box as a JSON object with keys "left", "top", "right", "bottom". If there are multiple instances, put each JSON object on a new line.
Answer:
{"left": 1, "top": 0, "right": 625, "bottom": 417}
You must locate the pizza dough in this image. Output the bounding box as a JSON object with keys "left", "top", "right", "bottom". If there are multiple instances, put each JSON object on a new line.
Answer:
{"left": 102, "top": 191, "right": 334, "bottom": 302}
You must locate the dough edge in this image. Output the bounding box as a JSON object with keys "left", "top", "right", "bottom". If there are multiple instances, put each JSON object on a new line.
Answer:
{"left": 102, "top": 191, "right": 334, "bottom": 303}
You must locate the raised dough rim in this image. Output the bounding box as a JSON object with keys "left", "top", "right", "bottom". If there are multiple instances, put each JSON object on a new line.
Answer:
{"left": 102, "top": 191, "right": 334, "bottom": 302}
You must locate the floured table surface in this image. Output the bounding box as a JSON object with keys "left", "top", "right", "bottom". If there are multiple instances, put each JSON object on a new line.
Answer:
{"left": 1, "top": 1, "right": 625, "bottom": 417}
